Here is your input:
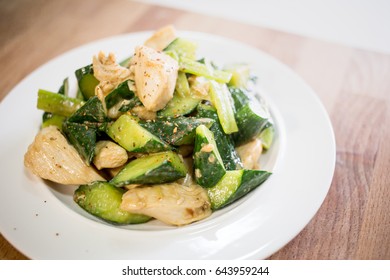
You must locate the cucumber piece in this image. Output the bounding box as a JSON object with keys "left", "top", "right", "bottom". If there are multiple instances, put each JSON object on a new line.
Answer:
{"left": 193, "top": 125, "right": 226, "bottom": 188}
{"left": 74, "top": 182, "right": 151, "bottom": 224}
{"left": 233, "top": 102, "right": 270, "bottom": 145}
{"left": 175, "top": 71, "right": 191, "bottom": 97}
{"left": 179, "top": 57, "right": 232, "bottom": 84}
{"left": 41, "top": 114, "right": 66, "bottom": 130}
{"left": 209, "top": 80, "right": 238, "bottom": 134}
{"left": 105, "top": 80, "right": 140, "bottom": 119}
{"left": 196, "top": 103, "right": 242, "bottom": 170}
{"left": 110, "top": 151, "right": 187, "bottom": 187}
{"left": 107, "top": 114, "right": 172, "bottom": 153}
{"left": 105, "top": 80, "right": 136, "bottom": 109}
{"left": 158, "top": 70, "right": 202, "bottom": 117}
{"left": 118, "top": 97, "right": 141, "bottom": 112}
{"left": 57, "top": 77, "right": 69, "bottom": 96}
{"left": 157, "top": 94, "right": 200, "bottom": 117}
{"left": 229, "top": 87, "right": 250, "bottom": 110}
{"left": 225, "top": 64, "right": 250, "bottom": 88}
{"left": 63, "top": 96, "right": 109, "bottom": 164}
{"left": 41, "top": 78, "right": 69, "bottom": 130}
{"left": 67, "top": 96, "right": 108, "bottom": 128}
{"left": 139, "top": 116, "right": 214, "bottom": 146}
{"left": 75, "top": 64, "right": 99, "bottom": 100}
{"left": 164, "top": 38, "right": 197, "bottom": 61}
{"left": 207, "top": 169, "right": 271, "bottom": 210}
{"left": 164, "top": 50, "right": 179, "bottom": 61}
{"left": 37, "top": 89, "right": 84, "bottom": 117}
{"left": 63, "top": 121, "right": 97, "bottom": 165}
{"left": 259, "top": 124, "right": 274, "bottom": 150}
{"left": 230, "top": 88, "right": 271, "bottom": 145}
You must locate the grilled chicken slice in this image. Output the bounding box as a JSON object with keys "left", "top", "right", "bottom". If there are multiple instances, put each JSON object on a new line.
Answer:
{"left": 93, "top": 51, "right": 131, "bottom": 99}
{"left": 235, "top": 138, "right": 263, "bottom": 169}
{"left": 132, "top": 45, "right": 179, "bottom": 111}
{"left": 93, "top": 140, "right": 128, "bottom": 170}
{"left": 120, "top": 183, "right": 212, "bottom": 226}
{"left": 24, "top": 126, "right": 104, "bottom": 184}
{"left": 144, "top": 25, "right": 177, "bottom": 51}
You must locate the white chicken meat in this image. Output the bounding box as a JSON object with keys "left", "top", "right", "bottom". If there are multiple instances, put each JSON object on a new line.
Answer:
{"left": 24, "top": 126, "right": 105, "bottom": 185}
{"left": 144, "top": 25, "right": 177, "bottom": 51}
{"left": 235, "top": 138, "right": 263, "bottom": 169}
{"left": 132, "top": 45, "right": 179, "bottom": 111}
{"left": 93, "top": 140, "right": 128, "bottom": 170}
{"left": 120, "top": 183, "right": 212, "bottom": 226}
{"left": 93, "top": 51, "right": 132, "bottom": 100}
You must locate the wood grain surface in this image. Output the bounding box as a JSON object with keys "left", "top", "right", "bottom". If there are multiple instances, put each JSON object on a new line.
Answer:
{"left": 1, "top": 0, "right": 389, "bottom": 260}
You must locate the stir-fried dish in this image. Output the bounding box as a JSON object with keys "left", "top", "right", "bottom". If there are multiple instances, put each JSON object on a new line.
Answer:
{"left": 24, "top": 25, "right": 275, "bottom": 226}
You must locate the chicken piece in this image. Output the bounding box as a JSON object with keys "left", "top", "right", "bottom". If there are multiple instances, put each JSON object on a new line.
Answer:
{"left": 120, "top": 183, "right": 212, "bottom": 226}
{"left": 93, "top": 51, "right": 131, "bottom": 99}
{"left": 93, "top": 140, "right": 128, "bottom": 170}
{"left": 144, "top": 25, "right": 177, "bottom": 51}
{"left": 132, "top": 45, "right": 179, "bottom": 111}
{"left": 24, "top": 126, "right": 105, "bottom": 185}
{"left": 235, "top": 138, "right": 263, "bottom": 169}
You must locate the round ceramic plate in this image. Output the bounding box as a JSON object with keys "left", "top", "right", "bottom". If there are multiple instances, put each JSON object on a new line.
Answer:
{"left": 0, "top": 31, "right": 335, "bottom": 259}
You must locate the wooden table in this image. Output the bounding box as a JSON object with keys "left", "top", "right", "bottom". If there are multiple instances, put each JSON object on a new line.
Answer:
{"left": 1, "top": 0, "right": 389, "bottom": 260}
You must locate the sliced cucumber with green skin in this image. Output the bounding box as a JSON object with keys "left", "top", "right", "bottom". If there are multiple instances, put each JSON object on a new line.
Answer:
{"left": 207, "top": 169, "right": 271, "bottom": 210}
{"left": 37, "top": 89, "right": 84, "bottom": 117}
{"left": 259, "top": 124, "right": 274, "bottom": 150}
{"left": 41, "top": 78, "right": 70, "bottom": 129}
{"left": 179, "top": 57, "right": 232, "bottom": 84}
{"left": 118, "top": 96, "right": 142, "bottom": 113}
{"left": 42, "top": 114, "right": 66, "bottom": 130}
{"left": 74, "top": 181, "right": 151, "bottom": 224}
{"left": 158, "top": 94, "right": 200, "bottom": 117}
{"left": 107, "top": 114, "right": 172, "bottom": 153}
{"left": 57, "top": 77, "right": 69, "bottom": 96}
{"left": 225, "top": 64, "right": 251, "bottom": 88}
{"left": 75, "top": 64, "right": 99, "bottom": 100}
{"left": 209, "top": 80, "right": 238, "bottom": 134}
{"left": 158, "top": 70, "right": 201, "bottom": 117}
{"left": 110, "top": 151, "right": 187, "bottom": 187}
{"left": 139, "top": 116, "right": 214, "bottom": 146}
{"left": 105, "top": 80, "right": 140, "bottom": 118}
{"left": 164, "top": 38, "right": 198, "bottom": 61}
{"left": 233, "top": 101, "right": 270, "bottom": 145}
{"left": 229, "top": 87, "right": 250, "bottom": 110}
{"left": 230, "top": 88, "right": 271, "bottom": 145}
{"left": 67, "top": 96, "right": 109, "bottom": 127}
{"left": 105, "top": 80, "right": 136, "bottom": 109}
{"left": 63, "top": 96, "right": 109, "bottom": 164}
{"left": 196, "top": 104, "right": 242, "bottom": 170}
{"left": 174, "top": 71, "right": 191, "bottom": 97}
{"left": 193, "top": 125, "right": 226, "bottom": 188}
{"left": 63, "top": 121, "right": 97, "bottom": 165}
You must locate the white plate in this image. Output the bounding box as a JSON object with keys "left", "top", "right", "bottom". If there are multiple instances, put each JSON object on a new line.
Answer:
{"left": 0, "top": 31, "right": 335, "bottom": 259}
